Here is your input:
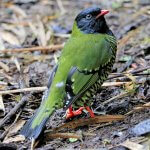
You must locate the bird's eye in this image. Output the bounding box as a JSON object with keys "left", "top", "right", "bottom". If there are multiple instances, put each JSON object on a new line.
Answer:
{"left": 86, "top": 14, "right": 92, "bottom": 19}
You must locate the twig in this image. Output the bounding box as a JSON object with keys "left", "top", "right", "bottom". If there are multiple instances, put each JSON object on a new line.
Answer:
{"left": 0, "top": 87, "right": 47, "bottom": 95}
{"left": 110, "top": 73, "right": 150, "bottom": 76}
{"left": 0, "top": 67, "right": 149, "bottom": 95}
{"left": 89, "top": 122, "right": 112, "bottom": 133}
{"left": 108, "top": 66, "right": 150, "bottom": 80}
{"left": 0, "top": 83, "right": 130, "bottom": 95}
{"left": 54, "top": 33, "right": 70, "bottom": 38}
{"left": 102, "top": 92, "right": 130, "bottom": 105}
{"left": 0, "top": 44, "right": 64, "bottom": 53}
{"left": 0, "top": 111, "right": 22, "bottom": 140}
{"left": 125, "top": 102, "right": 150, "bottom": 116}
{"left": 0, "top": 94, "right": 31, "bottom": 128}
{"left": 103, "top": 81, "right": 131, "bottom": 87}
{"left": 132, "top": 73, "right": 150, "bottom": 76}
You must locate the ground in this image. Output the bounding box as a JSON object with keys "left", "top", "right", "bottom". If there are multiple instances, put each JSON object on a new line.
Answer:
{"left": 0, "top": 0, "right": 150, "bottom": 150}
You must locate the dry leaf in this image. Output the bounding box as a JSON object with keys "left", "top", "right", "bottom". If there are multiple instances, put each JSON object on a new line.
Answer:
{"left": 11, "top": 57, "right": 21, "bottom": 72}
{"left": 54, "top": 115, "right": 125, "bottom": 132}
{"left": 0, "top": 31, "right": 20, "bottom": 45}
{"left": 7, "top": 120, "right": 26, "bottom": 135}
{"left": 121, "top": 139, "right": 145, "bottom": 150}
{"left": 3, "top": 135, "right": 25, "bottom": 143}
{"left": 37, "top": 18, "right": 47, "bottom": 46}
{"left": 1, "top": 23, "right": 26, "bottom": 44}
{"left": 0, "top": 61, "right": 9, "bottom": 72}
{"left": 9, "top": 5, "right": 27, "bottom": 18}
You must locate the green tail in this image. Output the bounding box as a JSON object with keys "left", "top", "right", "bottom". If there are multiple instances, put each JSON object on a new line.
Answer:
{"left": 20, "top": 97, "right": 54, "bottom": 139}
{"left": 20, "top": 65, "right": 58, "bottom": 139}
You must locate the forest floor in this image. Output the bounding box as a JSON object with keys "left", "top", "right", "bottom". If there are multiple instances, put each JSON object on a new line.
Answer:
{"left": 0, "top": 0, "right": 150, "bottom": 150}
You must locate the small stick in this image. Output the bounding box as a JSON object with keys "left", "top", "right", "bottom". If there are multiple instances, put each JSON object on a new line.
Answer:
{"left": 102, "top": 92, "right": 130, "bottom": 105}
{"left": 0, "top": 94, "right": 31, "bottom": 128}
{"left": 0, "top": 87, "right": 47, "bottom": 95}
{"left": 0, "top": 44, "right": 64, "bottom": 53}
{"left": 0, "top": 83, "right": 129, "bottom": 95}
{"left": 0, "top": 67, "right": 149, "bottom": 95}
{"left": 125, "top": 102, "right": 150, "bottom": 115}
{"left": 0, "top": 111, "right": 21, "bottom": 140}
{"left": 108, "top": 66, "right": 150, "bottom": 80}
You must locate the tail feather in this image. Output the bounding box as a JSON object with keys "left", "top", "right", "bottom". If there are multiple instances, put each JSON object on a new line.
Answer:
{"left": 20, "top": 65, "right": 60, "bottom": 140}
{"left": 20, "top": 108, "right": 50, "bottom": 139}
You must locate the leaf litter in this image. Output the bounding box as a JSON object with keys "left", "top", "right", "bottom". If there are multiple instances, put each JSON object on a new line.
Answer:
{"left": 0, "top": 0, "right": 150, "bottom": 149}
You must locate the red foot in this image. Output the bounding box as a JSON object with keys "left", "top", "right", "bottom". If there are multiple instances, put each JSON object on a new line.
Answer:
{"left": 66, "top": 106, "right": 95, "bottom": 119}
{"left": 85, "top": 106, "right": 95, "bottom": 118}
{"left": 66, "top": 106, "right": 84, "bottom": 119}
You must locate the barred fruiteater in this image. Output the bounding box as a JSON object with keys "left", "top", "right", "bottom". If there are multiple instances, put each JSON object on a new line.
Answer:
{"left": 20, "top": 7, "right": 117, "bottom": 140}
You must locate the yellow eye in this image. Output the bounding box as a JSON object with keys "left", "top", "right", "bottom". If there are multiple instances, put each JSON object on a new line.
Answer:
{"left": 86, "top": 14, "right": 92, "bottom": 19}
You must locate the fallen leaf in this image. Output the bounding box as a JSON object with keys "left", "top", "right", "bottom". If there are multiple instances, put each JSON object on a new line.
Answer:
{"left": 7, "top": 119, "right": 26, "bottom": 135}
{"left": 3, "top": 135, "right": 25, "bottom": 143}
{"left": 0, "top": 31, "right": 20, "bottom": 45}
{"left": 0, "top": 61, "right": 9, "bottom": 72}
{"left": 9, "top": 5, "right": 27, "bottom": 18}
{"left": 54, "top": 115, "right": 125, "bottom": 132}
{"left": 121, "top": 139, "right": 144, "bottom": 150}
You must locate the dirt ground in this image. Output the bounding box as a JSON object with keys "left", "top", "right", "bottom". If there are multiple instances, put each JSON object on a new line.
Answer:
{"left": 0, "top": 0, "right": 150, "bottom": 150}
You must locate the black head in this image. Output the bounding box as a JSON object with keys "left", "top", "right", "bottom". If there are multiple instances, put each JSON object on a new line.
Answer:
{"left": 75, "top": 7, "right": 110, "bottom": 34}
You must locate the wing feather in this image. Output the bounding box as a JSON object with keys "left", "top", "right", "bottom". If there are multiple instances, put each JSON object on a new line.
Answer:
{"left": 62, "top": 34, "right": 117, "bottom": 110}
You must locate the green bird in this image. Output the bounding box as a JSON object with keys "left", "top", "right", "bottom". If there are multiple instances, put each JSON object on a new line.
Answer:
{"left": 20, "top": 7, "right": 117, "bottom": 139}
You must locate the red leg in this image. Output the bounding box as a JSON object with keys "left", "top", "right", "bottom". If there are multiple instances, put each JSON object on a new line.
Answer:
{"left": 85, "top": 106, "right": 95, "bottom": 118}
{"left": 66, "top": 106, "right": 84, "bottom": 119}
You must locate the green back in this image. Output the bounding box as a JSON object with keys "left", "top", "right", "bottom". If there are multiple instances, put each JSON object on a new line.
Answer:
{"left": 32, "top": 21, "right": 117, "bottom": 127}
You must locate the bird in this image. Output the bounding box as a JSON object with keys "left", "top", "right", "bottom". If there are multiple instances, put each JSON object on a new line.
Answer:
{"left": 20, "top": 7, "right": 117, "bottom": 140}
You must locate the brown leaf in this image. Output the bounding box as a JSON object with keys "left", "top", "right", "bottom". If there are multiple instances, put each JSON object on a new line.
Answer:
{"left": 54, "top": 115, "right": 125, "bottom": 132}
{"left": 3, "top": 135, "right": 25, "bottom": 143}
{"left": 7, "top": 120, "right": 26, "bottom": 136}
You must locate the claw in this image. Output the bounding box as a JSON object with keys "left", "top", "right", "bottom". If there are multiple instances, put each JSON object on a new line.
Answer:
{"left": 66, "top": 106, "right": 84, "bottom": 119}
{"left": 66, "top": 106, "right": 95, "bottom": 119}
{"left": 85, "top": 106, "right": 95, "bottom": 118}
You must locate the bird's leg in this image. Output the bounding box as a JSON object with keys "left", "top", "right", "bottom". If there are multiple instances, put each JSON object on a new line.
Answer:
{"left": 85, "top": 106, "right": 95, "bottom": 118}
{"left": 66, "top": 106, "right": 84, "bottom": 119}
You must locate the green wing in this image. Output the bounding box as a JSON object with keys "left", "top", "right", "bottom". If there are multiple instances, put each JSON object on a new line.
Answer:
{"left": 63, "top": 34, "right": 117, "bottom": 110}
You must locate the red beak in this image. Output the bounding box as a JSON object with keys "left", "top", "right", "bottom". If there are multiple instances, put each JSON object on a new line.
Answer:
{"left": 96, "top": 10, "right": 109, "bottom": 19}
